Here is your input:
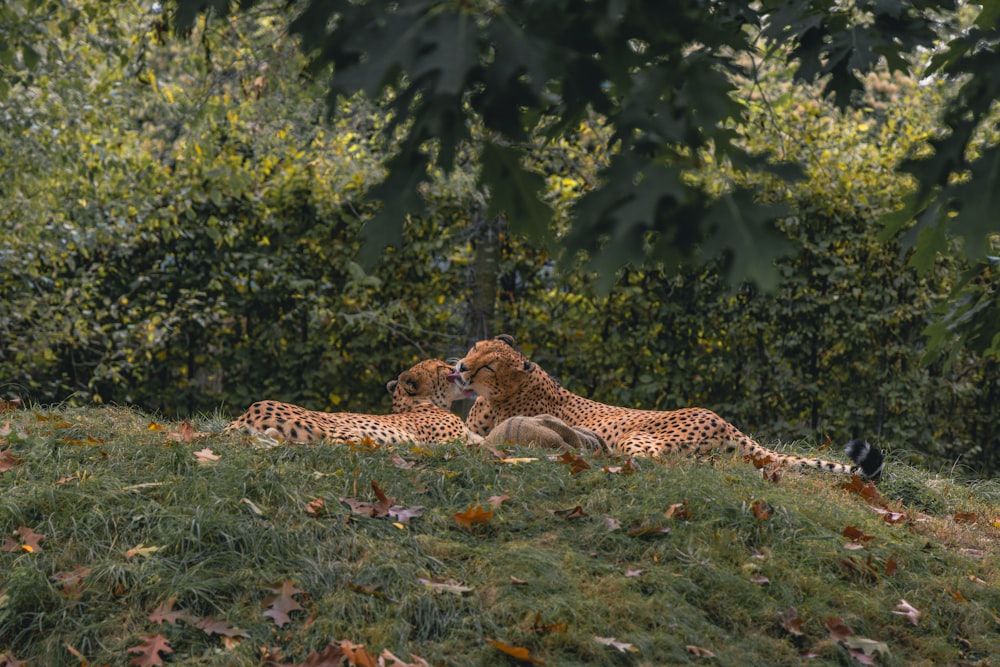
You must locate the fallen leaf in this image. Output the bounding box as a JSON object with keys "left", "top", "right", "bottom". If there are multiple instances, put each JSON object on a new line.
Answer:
{"left": 0, "top": 449, "right": 21, "bottom": 472}
{"left": 262, "top": 581, "right": 304, "bottom": 627}
{"left": 510, "top": 576, "right": 528, "bottom": 585}
{"left": 389, "top": 453, "right": 416, "bottom": 469}
{"left": 685, "top": 644, "right": 716, "bottom": 658}
{"left": 379, "top": 648, "right": 431, "bottom": 667}
{"left": 193, "top": 447, "right": 220, "bottom": 464}
{"left": 842, "top": 526, "right": 875, "bottom": 544}
{"left": 196, "top": 616, "right": 250, "bottom": 637}
{"left": 241, "top": 498, "right": 265, "bottom": 516}
{"left": 305, "top": 497, "right": 325, "bottom": 516}
{"left": 52, "top": 565, "right": 91, "bottom": 597}
{"left": 604, "top": 517, "right": 621, "bottom": 531}
{"left": 2, "top": 527, "right": 45, "bottom": 553}
{"left": 595, "top": 636, "right": 639, "bottom": 654}
{"left": 529, "top": 613, "right": 567, "bottom": 635}
{"left": 625, "top": 569, "right": 643, "bottom": 577}
{"left": 627, "top": 525, "right": 671, "bottom": 538}
{"left": 892, "top": 599, "right": 921, "bottom": 626}
{"left": 125, "top": 544, "right": 162, "bottom": 559}
{"left": 453, "top": 504, "right": 493, "bottom": 530}
{"left": 665, "top": 501, "right": 691, "bottom": 520}
{"left": 871, "top": 506, "right": 908, "bottom": 524}
{"left": 884, "top": 555, "right": 899, "bottom": 576}
{"left": 0, "top": 652, "right": 25, "bottom": 667}
{"left": 147, "top": 421, "right": 166, "bottom": 431}
{"left": 556, "top": 451, "right": 591, "bottom": 475}
{"left": 417, "top": 578, "right": 473, "bottom": 595}
{"left": 750, "top": 575, "right": 770, "bottom": 585}
{"left": 484, "top": 639, "right": 544, "bottom": 665}
{"left": 297, "top": 643, "right": 346, "bottom": 667}
{"left": 751, "top": 500, "right": 771, "bottom": 521}
{"left": 149, "top": 599, "right": 196, "bottom": 626}
{"left": 499, "top": 457, "right": 538, "bottom": 464}
{"left": 823, "top": 616, "right": 852, "bottom": 642}
{"left": 128, "top": 634, "right": 172, "bottom": 667}
{"left": 779, "top": 607, "right": 804, "bottom": 636}
{"left": 552, "top": 505, "right": 588, "bottom": 520}
{"left": 487, "top": 493, "right": 510, "bottom": 508}
{"left": 0, "top": 398, "right": 22, "bottom": 414}
{"left": 55, "top": 475, "right": 78, "bottom": 485}
{"left": 169, "top": 421, "right": 210, "bottom": 443}
{"left": 953, "top": 511, "right": 978, "bottom": 524}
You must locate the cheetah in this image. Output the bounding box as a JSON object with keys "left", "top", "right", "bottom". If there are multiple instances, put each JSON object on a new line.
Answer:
{"left": 448, "top": 335, "right": 885, "bottom": 479}
{"left": 227, "top": 359, "right": 478, "bottom": 445}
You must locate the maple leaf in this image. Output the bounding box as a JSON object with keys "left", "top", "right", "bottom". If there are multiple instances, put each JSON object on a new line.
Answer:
{"left": 556, "top": 451, "right": 591, "bottom": 475}
{"left": 196, "top": 616, "right": 250, "bottom": 637}
{"left": 128, "top": 634, "right": 172, "bottom": 667}
{"left": 262, "top": 581, "right": 304, "bottom": 627}
{"left": 892, "top": 599, "right": 921, "bottom": 626}
{"left": 779, "top": 607, "right": 804, "bottom": 637}
{"left": 149, "top": 599, "right": 196, "bottom": 626}
{"left": 4, "top": 527, "right": 45, "bottom": 553}
{"left": 0, "top": 449, "right": 22, "bottom": 473}
{"left": 595, "top": 636, "right": 639, "bottom": 654}
{"left": 193, "top": 447, "right": 220, "bottom": 464}
{"left": 453, "top": 504, "right": 493, "bottom": 530}
{"left": 484, "top": 639, "right": 545, "bottom": 665}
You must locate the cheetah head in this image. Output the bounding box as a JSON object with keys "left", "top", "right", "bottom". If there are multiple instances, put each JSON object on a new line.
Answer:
{"left": 386, "top": 359, "right": 466, "bottom": 413}
{"left": 448, "top": 334, "right": 535, "bottom": 401}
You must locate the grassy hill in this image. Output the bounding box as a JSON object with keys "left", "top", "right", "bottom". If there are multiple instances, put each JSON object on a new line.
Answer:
{"left": 1, "top": 405, "right": 998, "bottom": 666}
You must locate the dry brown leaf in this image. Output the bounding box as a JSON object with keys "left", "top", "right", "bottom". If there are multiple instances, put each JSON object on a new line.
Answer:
{"left": 193, "top": 447, "right": 220, "bottom": 464}
{"left": 262, "top": 581, "right": 304, "bottom": 627}
{"left": 595, "top": 636, "right": 639, "bottom": 653}
{"left": 779, "top": 607, "right": 804, "bottom": 636}
{"left": 892, "top": 599, "right": 921, "bottom": 626}
{"left": 127, "top": 634, "right": 172, "bottom": 667}
{"left": 685, "top": 644, "right": 716, "bottom": 658}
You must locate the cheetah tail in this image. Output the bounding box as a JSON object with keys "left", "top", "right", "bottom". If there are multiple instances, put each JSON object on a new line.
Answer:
{"left": 845, "top": 439, "right": 885, "bottom": 481}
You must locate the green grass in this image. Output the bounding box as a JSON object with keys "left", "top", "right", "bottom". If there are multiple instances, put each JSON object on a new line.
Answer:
{"left": 2, "top": 406, "right": 999, "bottom": 666}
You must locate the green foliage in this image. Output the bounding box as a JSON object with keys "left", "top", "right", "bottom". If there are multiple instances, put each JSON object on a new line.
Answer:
{"left": 2, "top": 406, "right": 1000, "bottom": 664}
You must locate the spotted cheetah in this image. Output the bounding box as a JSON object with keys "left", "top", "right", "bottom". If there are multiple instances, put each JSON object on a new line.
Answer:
{"left": 449, "top": 335, "right": 884, "bottom": 478}
{"left": 227, "top": 359, "right": 478, "bottom": 445}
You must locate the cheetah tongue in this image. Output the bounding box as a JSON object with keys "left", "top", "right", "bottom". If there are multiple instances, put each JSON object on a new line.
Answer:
{"left": 446, "top": 372, "right": 462, "bottom": 384}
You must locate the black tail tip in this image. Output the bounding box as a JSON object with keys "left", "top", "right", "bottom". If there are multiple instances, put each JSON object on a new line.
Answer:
{"left": 845, "top": 439, "right": 885, "bottom": 480}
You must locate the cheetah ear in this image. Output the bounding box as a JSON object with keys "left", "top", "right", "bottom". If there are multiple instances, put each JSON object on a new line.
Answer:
{"left": 386, "top": 380, "right": 398, "bottom": 393}
{"left": 494, "top": 334, "right": 517, "bottom": 347}
{"left": 522, "top": 360, "right": 535, "bottom": 372}
{"left": 400, "top": 374, "right": 419, "bottom": 395}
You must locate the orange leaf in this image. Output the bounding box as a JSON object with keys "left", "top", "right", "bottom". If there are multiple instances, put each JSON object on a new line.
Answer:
{"left": 454, "top": 504, "right": 493, "bottom": 530}
{"left": 0, "top": 449, "right": 22, "bottom": 473}
{"left": 685, "top": 645, "right": 716, "bottom": 658}
{"left": 557, "top": 451, "right": 591, "bottom": 475}
{"left": 751, "top": 500, "right": 771, "bottom": 521}
{"left": 823, "top": 617, "right": 852, "bottom": 642}
{"left": 842, "top": 526, "right": 874, "bottom": 544}
{"left": 484, "top": 639, "right": 545, "bottom": 664}
{"left": 884, "top": 555, "right": 900, "bottom": 576}
{"left": 147, "top": 421, "right": 166, "bottom": 431}
{"left": 305, "top": 497, "right": 325, "bottom": 516}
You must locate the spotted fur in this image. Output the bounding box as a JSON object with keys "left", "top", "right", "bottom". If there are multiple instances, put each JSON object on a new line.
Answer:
{"left": 450, "top": 335, "right": 884, "bottom": 479}
{"left": 227, "top": 359, "right": 477, "bottom": 445}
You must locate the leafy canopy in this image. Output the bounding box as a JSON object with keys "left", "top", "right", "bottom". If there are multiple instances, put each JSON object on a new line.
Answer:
{"left": 163, "top": 0, "right": 998, "bottom": 290}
